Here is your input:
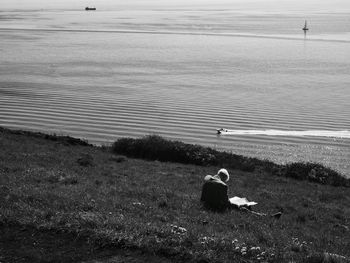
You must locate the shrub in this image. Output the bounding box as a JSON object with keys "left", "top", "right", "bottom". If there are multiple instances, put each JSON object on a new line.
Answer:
{"left": 112, "top": 135, "right": 349, "bottom": 187}
{"left": 285, "top": 162, "right": 349, "bottom": 187}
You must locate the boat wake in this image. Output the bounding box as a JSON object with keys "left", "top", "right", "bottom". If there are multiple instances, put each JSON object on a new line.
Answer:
{"left": 218, "top": 129, "right": 350, "bottom": 139}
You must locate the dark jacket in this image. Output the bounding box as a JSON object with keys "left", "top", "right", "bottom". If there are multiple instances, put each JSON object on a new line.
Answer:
{"left": 200, "top": 176, "right": 230, "bottom": 211}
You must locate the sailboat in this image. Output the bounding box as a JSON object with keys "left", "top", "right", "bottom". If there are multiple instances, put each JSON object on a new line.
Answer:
{"left": 302, "top": 20, "right": 309, "bottom": 31}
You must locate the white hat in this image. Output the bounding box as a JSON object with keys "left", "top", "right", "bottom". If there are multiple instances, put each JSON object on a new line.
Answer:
{"left": 217, "top": 168, "right": 229, "bottom": 182}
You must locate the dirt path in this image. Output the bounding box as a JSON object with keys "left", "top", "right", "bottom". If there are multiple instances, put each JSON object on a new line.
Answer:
{"left": 0, "top": 224, "right": 173, "bottom": 263}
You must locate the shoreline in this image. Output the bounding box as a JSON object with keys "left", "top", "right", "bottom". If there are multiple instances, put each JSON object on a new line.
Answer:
{"left": 1, "top": 126, "right": 348, "bottom": 185}
{"left": 1, "top": 121, "right": 348, "bottom": 176}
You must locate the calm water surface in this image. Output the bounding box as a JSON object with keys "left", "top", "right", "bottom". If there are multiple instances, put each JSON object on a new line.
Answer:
{"left": 1, "top": 1, "right": 349, "bottom": 176}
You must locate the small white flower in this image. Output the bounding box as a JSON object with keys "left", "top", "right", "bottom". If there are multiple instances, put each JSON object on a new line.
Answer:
{"left": 170, "top": 224, "right": 187, "bottom": 234}
{"left": 178, "top": 227, "right": 187, "bottom": 233}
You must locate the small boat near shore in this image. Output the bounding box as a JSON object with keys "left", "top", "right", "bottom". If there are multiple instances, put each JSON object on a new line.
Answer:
{"left": 85, "top": 7, "right": 96, "bottom": 11}
{"left": 216, "top": 128, "right": 229, "bottom": 134}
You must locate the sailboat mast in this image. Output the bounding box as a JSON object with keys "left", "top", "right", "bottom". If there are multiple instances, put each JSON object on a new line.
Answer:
{"left": 303, "top": 20, "right": 309, "bottom": 31}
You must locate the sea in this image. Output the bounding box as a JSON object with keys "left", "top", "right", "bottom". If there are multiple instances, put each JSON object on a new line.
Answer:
{"left": 1, "top": 0, "right": 349, "bottom": 176}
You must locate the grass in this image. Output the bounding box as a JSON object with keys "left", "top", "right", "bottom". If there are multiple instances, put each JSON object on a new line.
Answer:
{"left": 112, "top": 135, "right": 349, "bottom": 187}
{"left": 1, "top": 127, "right": 350, "bottom": 263}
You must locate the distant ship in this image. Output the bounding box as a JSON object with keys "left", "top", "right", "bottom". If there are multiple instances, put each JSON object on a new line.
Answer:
{"left": 85, "top": 7, "right": 96, "bottom": 11}
{"left": 302, "top": 20, "right": 309, "bottom": 31}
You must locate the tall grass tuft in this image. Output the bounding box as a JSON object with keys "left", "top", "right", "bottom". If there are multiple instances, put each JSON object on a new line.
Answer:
{"left": 112, "top": 135, "right": 349, "bottom": 187}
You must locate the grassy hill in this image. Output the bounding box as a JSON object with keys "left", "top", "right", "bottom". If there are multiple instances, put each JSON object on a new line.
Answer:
{"left": 0, "top": 127, "right": 349, "bottom": 263}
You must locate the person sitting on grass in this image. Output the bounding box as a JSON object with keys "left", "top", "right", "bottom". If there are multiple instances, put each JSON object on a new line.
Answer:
{"left": 200, "top": 168, "right": 231, "bottom": 212}
{"left": 200, "top": 168, "right": 280, "bottom": 217}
